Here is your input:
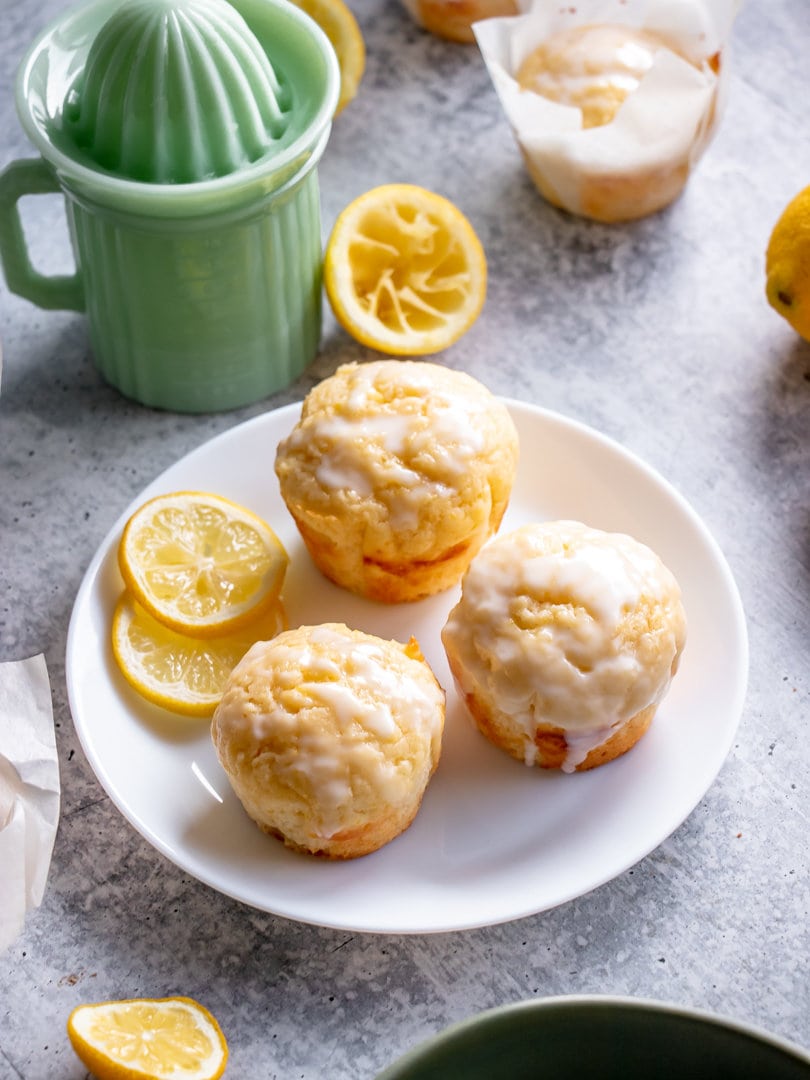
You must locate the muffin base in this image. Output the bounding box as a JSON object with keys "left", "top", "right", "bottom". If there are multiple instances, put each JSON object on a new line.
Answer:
{"left": 459, "top": 683, "right": 657, "bottom": 771}
{"left": 517, "top": 53, "right": 723, "bottom": 225}
{"left": 522, "top": 149, "right": 691, "bottom": 225}
{"left": 293, "top": 514, "right": 495, "bottom": 604}
{"left": 251, "top": 795, "right": 427, "bottom": 860}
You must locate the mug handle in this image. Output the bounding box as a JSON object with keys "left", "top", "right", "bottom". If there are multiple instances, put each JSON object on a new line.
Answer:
{"left": 0, "top": 158, "right": 84, "bottom": 312}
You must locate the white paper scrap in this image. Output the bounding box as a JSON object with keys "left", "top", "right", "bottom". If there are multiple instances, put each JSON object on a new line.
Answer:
{"left": 0, "top": 655, "right": 61, "bottom": 952}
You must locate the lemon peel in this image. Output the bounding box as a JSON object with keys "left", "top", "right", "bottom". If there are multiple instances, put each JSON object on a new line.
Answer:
{"left": 766, "top": 184, "right": 810, "bottom": 342}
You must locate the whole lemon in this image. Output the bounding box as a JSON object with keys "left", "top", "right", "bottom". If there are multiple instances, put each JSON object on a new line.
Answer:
{"left": 766, "top": 184, "right": 810, "bottom": 342}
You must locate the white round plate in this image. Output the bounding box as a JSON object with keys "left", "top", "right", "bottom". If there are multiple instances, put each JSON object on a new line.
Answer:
{"left": 66, "top": 399, "right": 748, "bottom": 934}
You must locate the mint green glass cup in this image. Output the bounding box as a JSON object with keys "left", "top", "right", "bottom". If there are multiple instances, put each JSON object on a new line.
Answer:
{"left": 0, "top": 0, "right": 340, "bottom": 412}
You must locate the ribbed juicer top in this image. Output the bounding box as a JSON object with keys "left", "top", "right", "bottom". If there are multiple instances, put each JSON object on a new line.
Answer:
{"left": 62, "top": 0, "right": 293, "bottom": 183}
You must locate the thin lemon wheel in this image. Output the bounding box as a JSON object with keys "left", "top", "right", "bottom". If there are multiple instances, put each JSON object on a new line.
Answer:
{"left": 112, "top": 592, "right": 286, "bottom": 716}
{"left": 66, "top": 996, "right": 228, "bottom": 1080}
{"left": 118, "top": 491, "right": 288, "bottom": 638}
{"left": 288, "top": 0, "right": 365, "bottom": 115}
{"left": 324, "top": 183, "right": 487, "bottom": 355}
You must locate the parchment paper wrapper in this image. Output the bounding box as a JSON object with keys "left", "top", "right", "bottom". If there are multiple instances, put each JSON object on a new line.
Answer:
{"left": 474, "top": 0, "right": 740, "bottom": 222}
{"left": 0, "top": 655, "right": 61, "bottom": 952}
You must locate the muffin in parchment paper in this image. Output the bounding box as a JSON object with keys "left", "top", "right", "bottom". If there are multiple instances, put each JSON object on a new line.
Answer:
{"left": 475, "top": 0, "right": 738, "bottom": 222}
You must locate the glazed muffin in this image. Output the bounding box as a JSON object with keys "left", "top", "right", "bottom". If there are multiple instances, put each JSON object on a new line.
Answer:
{"left": 401, "top": 0, "right": 519, "bottom": 43}
{"left": 441, "top": 521, "right": 687, "bottom": 772}
{"left": 474, "top": 5, "right": 733, "bottom": 223}
{"left": 275, "top": 360, "right": 519, "bottom": 603}
{"left": 212, "top": 623, "right": 446, "bottom": 858}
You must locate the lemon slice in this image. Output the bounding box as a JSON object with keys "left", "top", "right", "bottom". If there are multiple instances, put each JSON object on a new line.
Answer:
{"left": 324, "top": 183, "right": 487, "bottom": 355}
{"left": 288, "top": 0, "right": 365, "bottom": 115}
{"left": 67, "top": 997, "right": 228, "bottom": 1080}
{"left": 118, "top": 491, "right": 288, "bottom": 638}
{"left": 112, "top": 592, "right": 286, "bottom": 716}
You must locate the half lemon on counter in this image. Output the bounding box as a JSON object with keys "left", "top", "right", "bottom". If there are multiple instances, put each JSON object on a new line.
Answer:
{"left": 67, "top": 996, "right": 228, "bottom": 1080}
{"left": 324, "top": 183, "right": 487, "bottom": 355}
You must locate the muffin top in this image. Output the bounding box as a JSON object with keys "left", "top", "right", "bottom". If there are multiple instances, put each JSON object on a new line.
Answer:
{"left": 212, "top": 623, "right": 445, "bottom": 841}
{"left": 275, "top": 360, "right": 519, "bottom": 560}
{"left": 442, "top": 520, "right": 687, "bottom": 742}
{"left": 516, "top": 24, "right": 689, "bottom": 129}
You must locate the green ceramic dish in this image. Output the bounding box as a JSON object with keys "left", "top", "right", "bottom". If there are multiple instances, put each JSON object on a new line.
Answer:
{"left": 376, "top": 996, "right": 810, "bottom": 1080}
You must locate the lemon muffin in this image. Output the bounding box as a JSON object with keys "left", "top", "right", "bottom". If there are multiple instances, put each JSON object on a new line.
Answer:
{"left": 212, "top": 623, "right": 446, "bottom": 858}
{"left": 475, "top": 5, "right": 732, "bottom": 223}
{"left": 509, "top": 22, "right": 722, "bottom": 221}
{"left": 441, "top": 521, "right": 687, "bottom": 772}
{"left": 275, "top": 360, "right": 519, "bottom": 603}
{"left": 401, "top": 0, "right": 519, "bottom": 43}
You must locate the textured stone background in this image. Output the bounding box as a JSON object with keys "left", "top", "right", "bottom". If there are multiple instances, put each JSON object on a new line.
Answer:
{"left": 1, "top": 0, "right": 808, "bottom": 1077}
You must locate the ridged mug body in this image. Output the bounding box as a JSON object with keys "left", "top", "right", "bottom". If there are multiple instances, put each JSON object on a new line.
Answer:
{"left": 64, "top": 162, "right": 324, "bottom": 412}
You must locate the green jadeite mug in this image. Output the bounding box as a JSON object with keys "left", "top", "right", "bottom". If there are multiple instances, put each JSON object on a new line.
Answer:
{"left": 0, "top": 0, "right": 340, "bottom": 412}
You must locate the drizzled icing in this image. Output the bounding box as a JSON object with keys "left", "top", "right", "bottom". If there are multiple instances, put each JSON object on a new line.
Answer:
{"left": 280, "top": 363, "right": 490, "bottom": 527}
{"left": 516, "top": 24, "right": 686, "bottom": 129}
{"left": 442, "top": 521, "right": 686, "bottom": 772}
{"left": 311, "top": 414, "right": 425, "bottom": 495}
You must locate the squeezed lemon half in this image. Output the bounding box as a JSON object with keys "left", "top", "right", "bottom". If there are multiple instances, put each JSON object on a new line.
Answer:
{"left": 324, "top": 183, "right": 487, "bottom": 355}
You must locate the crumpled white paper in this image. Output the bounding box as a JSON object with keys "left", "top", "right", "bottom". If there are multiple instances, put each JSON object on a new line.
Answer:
{"left": 474, "top": 0, "right": 740, "bottom": 222}
{"left": 0, "top": 655, "right": 61, "bottom": 952}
